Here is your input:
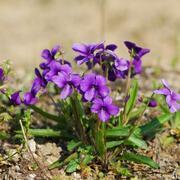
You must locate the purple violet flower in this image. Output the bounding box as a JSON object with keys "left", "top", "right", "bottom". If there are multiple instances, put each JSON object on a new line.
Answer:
{"left": 124, "top": 41, "right": 150, "bottom": 74}
{"left": 80, "top": 73, "right": 110, "bottom": 101}
{"left": 52, "top": 72, "right": 81, "bottom": 99}
{"left": 114, "top": 58, "right": 129, "bottom": 79}
{"left": 41, "top": 45, "right": 61, "bottom": 62}
{"left": 44, "top": 61, "right": 72, "bottom": 81}
{"left": 40, "top": 45, "right": 65, "bottom": 70}
{"left": 72, "top": 42, "right": 104, "bottom": 67}
{"left": 91, "top": 96, "right": 119, "bottom": 122}
{"left": 154, "top": 80, "right": 180, "bottom": 113}
{"left": 23, "top": 92, "right": 38, "bottom": 105}
{"left": 95, "top": 43, "right": 118, "bottom": 63}
{"left": 31, "top": 68, "right": 47, "bottom": 96}
{"left": 10, "top": 91, "right": 21, "bottom": 105}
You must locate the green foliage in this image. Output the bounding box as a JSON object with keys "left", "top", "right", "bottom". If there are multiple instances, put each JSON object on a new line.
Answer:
{"left": 125, "top": 79, "right": 138, "bottom": 116}
{"left": 121, "top": 152, "right": 159, "bottom": 169}
{"left": 15, "top": 128, "right": 61, "bottom": 138}
{"left": 139, "top": 113, "right": 173, "bottom": 139}
{"left": 0, "top": 57, "right": 177, "bottom": 176}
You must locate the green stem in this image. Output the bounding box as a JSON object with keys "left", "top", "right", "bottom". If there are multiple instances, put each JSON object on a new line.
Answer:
{"left": 122, "top": 57, "right": 133, "bottom": 124}
{"left": 101, "top": 122, "right": 107, "bottom": 167}
{"left": 125, "top": 93, "right": 155, "bottom": 141}
{"left": 70, "top": 96, "right": 87, "bottom": 144}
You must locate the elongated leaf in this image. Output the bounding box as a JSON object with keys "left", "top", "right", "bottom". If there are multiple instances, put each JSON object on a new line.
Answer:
{"left": 106, "top": 127, "right": 130, "bottom": 137}
{"left": 95, "top": 130, "right": 106, "bottom": 157}
{"left": 66, "top": 160, "right": 79, "bottom": 173}
{"left": 70, "top": 95, "right": 87, "bottom": 143}
{"left": 121, "top": 152, "right": 159, "bottom": 169}
{"left": 128, "top": 133, "right": 148, "bottom": 149}
{"left": 172, "top": 111, "right": 180, "bottom": 129}
{"left": 81, "top": 154, "right": 94, "bottom": 165}
{"left": 128, "top": 106, "right": 146, "bottom": 120}
{"left": 139, "top": 113, "right": 173, "bottom": 138}
{"left": 67, "top": 140, "right": 82, "bottom": 152}
{"left": 125, "top": 79, "right": 138, "bottom": 115}
{"left": 30, "top": 105, "right": 64, "bottom": 122}
{"left": 106, "top": 140, "right": 124, "bottom": 149}
{"left": 16, "top": 129, "right": 61, "bottom": 137}
{"left": 49, "top": 152, "right": 78, "bottom": 170}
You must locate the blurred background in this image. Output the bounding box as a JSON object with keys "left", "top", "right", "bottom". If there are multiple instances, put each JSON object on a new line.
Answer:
{"left": 0, "top": 0, "right": 180, "bottom": 72}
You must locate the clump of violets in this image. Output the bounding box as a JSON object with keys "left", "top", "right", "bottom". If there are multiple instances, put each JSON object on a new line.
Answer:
{"left": 13, "top": 44, "right": 119, "bottom": 122}
{"left": 4, "top": 41, "right": 179, "bottom": 123}
{"left": 2, "top": 41, "right": 180, "bottom": 174}
{"left": 154, "top": 80, "right": 180, "bottom": 113}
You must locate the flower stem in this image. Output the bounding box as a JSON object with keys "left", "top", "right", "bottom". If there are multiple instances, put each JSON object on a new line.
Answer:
{"left": 122, "top": 57, "right": 133, "bottom": 124}
{"left": 70, "top": 95, "right": 87, "bottom": 144}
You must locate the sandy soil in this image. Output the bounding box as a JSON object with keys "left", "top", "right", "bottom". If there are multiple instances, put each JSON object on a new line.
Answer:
{"left": 0, "top": 0, "right": 180, "bottom": 73}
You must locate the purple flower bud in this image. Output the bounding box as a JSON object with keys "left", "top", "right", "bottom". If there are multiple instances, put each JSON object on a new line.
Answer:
{"left": 31, "top": 68, "right": 47, "bottom": 96}
{"left": 148, "top": 100, "right": 157, "bottom": 107}
{"left": 10, "top": 91, "right": 21, "bottom": 105}
{"left": 124, "top": 41, "right": 150, "bottom": 75}
{"left": 23, "top": 92, "right": 38, "bottom": 105}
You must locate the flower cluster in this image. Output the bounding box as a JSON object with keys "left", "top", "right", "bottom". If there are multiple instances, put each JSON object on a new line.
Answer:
{"left": 79, "top": 73, "right": 119, "bottom": 122}
{"left": 72, "top": 41, "right": 150, "bottom": 81}
{"left": 3, "top": 41, "right": 179, "bottom": 123}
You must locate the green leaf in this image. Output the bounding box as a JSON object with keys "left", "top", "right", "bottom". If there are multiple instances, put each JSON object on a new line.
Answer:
{"left": 95, "top": 130, "right": 106, "bottom": 157}
{"left": 70, "top": 95, "right": 87, "bottom": 143}
{"left": 106, "top": 140, "right": 124, "bottom": 149}
{"left": 0, "top": 131, "right": 9, "bottom": 140}
{"left": 172, "top": 111, "right": 180, "bottom": 129}
{"left": 30, "top": 105, "right": 64, "bottom": 122}
{"left": 66, "top": 160, "right": 79, "bottom": 173}
{"left": 128, "top": 106, "right": 146, "bottom": 120}
{"left": 67, "top": 140, "right": 82, "bottom": 152}
{"left": 16, "top": 129, "right": 61, "bottom": 137}
{"left": 121, "top": 152, "right": 159, "bottom": 169}
{"left": 49, "top": 152, "right": 78, "bottom": 170}
{"left": 127, "top": 133, "right": 148, "bottom": 149}
{"left": 125, "top": 79, "right": 138, "bottom": 115}
{"left": 106, "top": 127, "right": 130, "bottom": 137}
{"left": 81, "top": 154, "right": 94, "bottom": 165}
{"left": 139, "top": 113, "right": 173, "bottom": 138}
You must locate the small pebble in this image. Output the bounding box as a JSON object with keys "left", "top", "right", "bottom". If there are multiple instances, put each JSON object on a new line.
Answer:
{"left": 26, "top": 173, "right": 36, "bottom": 180}
{"left": 28, "top": 139, "right": 36, "bottom": 153}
